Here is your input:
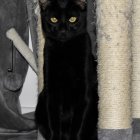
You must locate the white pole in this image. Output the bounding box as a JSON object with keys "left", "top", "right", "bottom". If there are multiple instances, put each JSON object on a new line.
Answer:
{"left": 35, "top": 3, "right": 45, "bottom": 93}
{"left": 97, "top": 0, "right": 132, "bottom": 129}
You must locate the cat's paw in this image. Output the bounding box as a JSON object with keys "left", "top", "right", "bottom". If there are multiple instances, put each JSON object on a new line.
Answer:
{"left": 69, "top": 136, "right": 78, "bottom": 140}
{"left": 51, "top": 134, "right": 60, "bottom": 140}
{"left": 80, "top": 135, "right": 98, "bottom": 140}
{"left": 38, "top": 126, "right": 51, "bottom": 140}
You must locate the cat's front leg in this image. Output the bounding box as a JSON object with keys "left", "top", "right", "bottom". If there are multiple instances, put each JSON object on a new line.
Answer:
{"left": 69, "top": 100, "right": 87, "bottom": 140}
{"left": 48, "top": 95, "right": 60, "bottom": 140}
{"left": 35, "top": 90, "right": 51, "bottom": 140}
{"left": 80, "top": 97, "right": 98, "bottom": 140}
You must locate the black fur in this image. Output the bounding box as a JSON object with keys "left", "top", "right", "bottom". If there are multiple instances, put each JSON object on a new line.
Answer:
{"left": 35, "top": 0, "right": 98, "bottom": 140}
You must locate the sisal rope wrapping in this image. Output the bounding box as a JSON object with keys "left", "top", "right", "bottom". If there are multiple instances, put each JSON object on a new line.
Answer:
{"left": 132, "top": 0, "right": 140, "bottom": 118}
{"left": 97, "top": 0, "right": 132, "bottom": 129}
{"left": 35, "top": 2, "right": 45, "bottom": 93}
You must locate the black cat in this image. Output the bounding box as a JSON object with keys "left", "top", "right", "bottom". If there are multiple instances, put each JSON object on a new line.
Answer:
{"left": 35, "top": 0, "right": 98, "bottom": 140}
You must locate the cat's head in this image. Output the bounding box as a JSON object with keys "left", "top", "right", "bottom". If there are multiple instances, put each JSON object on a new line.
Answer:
{"left": 40, "top": 0, "right": 87, "bottom": 42}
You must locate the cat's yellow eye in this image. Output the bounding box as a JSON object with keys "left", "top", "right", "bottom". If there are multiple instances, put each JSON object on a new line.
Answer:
{"left": 50, "top": 17, "right": 58, "bottom": 23}
{"left": 69, "top": 17, "right": 77, "bottom": 23}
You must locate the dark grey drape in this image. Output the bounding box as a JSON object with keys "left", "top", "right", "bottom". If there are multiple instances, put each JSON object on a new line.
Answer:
{"left": 87, "top": 0, "right": 97, "bottom": 58}
{"left": 0, "top": 0, "right": 37, "bottom": 139}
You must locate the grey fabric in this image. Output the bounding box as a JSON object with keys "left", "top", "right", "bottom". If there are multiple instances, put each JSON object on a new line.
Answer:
{"left": 87, "top": 0, "right": 97, "bottom": 58}
{"left": 133, "top": 119, "right": 140, "bottom": 134}
{"left": 132, "top": 119, "right": 140, "bottom": 140}
{"left": 133, "top": 134, "right": 140, "bottom": 140}
{"left": 0, "top": 0, "right": 37, "bottom": 139}
{"left": 26, "top": 0, "right": 38, "bottom": 62}
{"left": 0, "top": 130, "right": 37, "bottom": 140}
{"left": 98, "top": 129, "right": 133, "bottom": 140}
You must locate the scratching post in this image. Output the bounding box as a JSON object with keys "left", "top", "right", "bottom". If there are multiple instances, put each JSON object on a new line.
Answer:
{"left": 35, "top": 0, "right": 45, "bottom": 93}
{"left": 97, "top": 0, "right": 132, "bottom": 139}
{"left": 132, "top": 0, "right": 140, "bottom": 139}
{"left": 26, "top": 0, "right": 45, "bottom": 93}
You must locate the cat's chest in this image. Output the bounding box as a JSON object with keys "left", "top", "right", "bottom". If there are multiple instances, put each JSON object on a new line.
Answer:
{"left": 49, "top": 53, "right": 85, "bottom": 78}
{"left": 48, "top": 52, "right": 86, "bottom": 90}
{"left": 49, "top": 59, "right": 85, "bottom": 82}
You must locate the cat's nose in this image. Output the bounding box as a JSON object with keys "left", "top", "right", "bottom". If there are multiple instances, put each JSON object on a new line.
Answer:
{"left": 60, "top": 30, "right": 66, "bottom": 34}
{"left": 60, "top": 30, "right": 66, "bottom": 36}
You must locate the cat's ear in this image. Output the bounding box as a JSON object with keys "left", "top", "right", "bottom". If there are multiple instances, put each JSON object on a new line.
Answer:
{"left": 39, "top": 0, "right": 51, "bottom": 10}
{"left": 75, "top": 0, "right": 87, "bottom": 10}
